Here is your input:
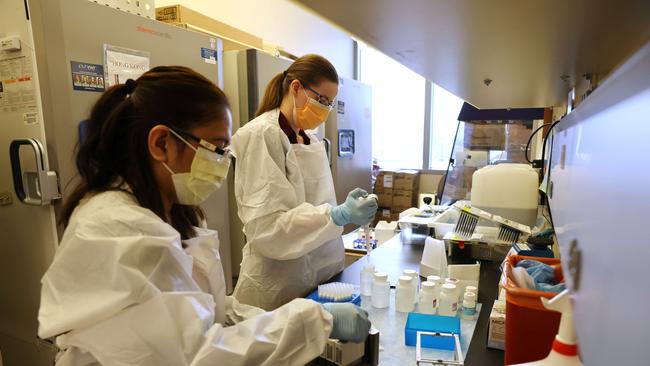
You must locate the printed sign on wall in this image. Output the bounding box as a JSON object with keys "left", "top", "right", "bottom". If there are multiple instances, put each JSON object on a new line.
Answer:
{"left": 70, "top": 61, "right": 105, "bottom": 92}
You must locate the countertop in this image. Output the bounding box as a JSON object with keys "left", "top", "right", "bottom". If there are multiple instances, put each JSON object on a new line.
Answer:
{"left": 331, "top": 233, "right": 505, "bottom": 365}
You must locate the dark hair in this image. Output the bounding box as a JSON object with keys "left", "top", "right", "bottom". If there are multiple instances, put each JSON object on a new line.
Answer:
{"left": 62, "top": 66, "right": 230, "bottom": 239}
{"left": 256, "top": 54, "right": 338, "bottom": 117}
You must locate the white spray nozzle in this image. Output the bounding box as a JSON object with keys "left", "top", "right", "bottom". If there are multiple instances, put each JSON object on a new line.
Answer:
{"left": 541, "top": 289, "right": 576, "bottom": 345}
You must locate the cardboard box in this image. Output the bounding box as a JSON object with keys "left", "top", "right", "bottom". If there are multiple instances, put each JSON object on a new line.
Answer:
{"left": 375, "top": 187, "right": 393, "bottom": 208}
{"left": 156, "top": 5, "right": 264, "bottom": 50}
{"left": 375, "top": 170, "right": 396, "bottom": 189}
{"left": 464, "top": 122, "right": 505, "bottom": 150}
{"left": 394, "top": 170, "right": 420, "bottom": 191}
{"left": 392, "top": 189, "right": 416, "bottom": 209}
{"left": 487, "top": 300, "right": 506, "bottom": 350}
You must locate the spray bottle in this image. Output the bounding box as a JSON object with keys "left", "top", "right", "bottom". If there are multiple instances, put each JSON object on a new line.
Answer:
{"left": 513, "top": 289, "right": 582, "bottom": 366}
{"left": 359, "top": 194, "right": 378, "bottom": 296}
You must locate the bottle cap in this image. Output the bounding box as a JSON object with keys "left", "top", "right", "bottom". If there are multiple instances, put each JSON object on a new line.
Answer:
{"left": 374, "top": 272, "right": 388, "bottom": 282}
{"left": 399, "top": 275, "right": 413, "bottom": 285}
{"left": 442, "top": 283, "right": 456, "bottom": 292}
{"left": 464, "top": 292, "right": 477, "bottom": 301}
{"left": 445, "top": 277, "right": 460, "bottom": 285}
{"left": 427, "top": 275, "right": 441, "bottom": 283}
{"left": 403, "top": 269, "right": 418, "bottom": 277}
{"left": 421, "top": 281, "right": 436, "bottom": 291}
{"left": 465, "top": 285, "right": 478, "bottom": 294}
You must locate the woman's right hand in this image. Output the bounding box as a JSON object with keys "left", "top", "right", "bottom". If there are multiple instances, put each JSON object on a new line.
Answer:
{"left": 321, "top": 302, "right": 371, "bottom": 343}
{"left": 330, "top": 188, "right": 378, "bottom": 226}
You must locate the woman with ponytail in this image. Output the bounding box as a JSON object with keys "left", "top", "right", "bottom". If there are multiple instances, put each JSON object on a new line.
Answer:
{"left": 231, "top": 54, "right": 378, "bottom": 310}
{"left": 37, "top": 66, "right": 368, "bottom": 365}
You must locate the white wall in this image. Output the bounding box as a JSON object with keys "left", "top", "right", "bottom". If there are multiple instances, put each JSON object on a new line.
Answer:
{"left": 156, "top": 0, "right": 355, "bottom": 78}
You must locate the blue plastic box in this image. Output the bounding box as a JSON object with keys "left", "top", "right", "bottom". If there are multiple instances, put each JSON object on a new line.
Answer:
{"left": 305, "top": 289, "right": 362, "bottom": 306}
{"left": 404, "top": 313, "right": 461, "bottom": 350}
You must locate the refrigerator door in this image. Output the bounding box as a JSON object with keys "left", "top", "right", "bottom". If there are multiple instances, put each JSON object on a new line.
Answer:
{"left": 223, "top": 49, "right": 291, "bottom": 278}
{"left": 326, "top": 78, "right": 373, "bottom": 203}
{"left": 0, "top": 2, "right": 59, "bottom": 364}
{"left": 1, "top": 0, "right": 230, "bottom": 363}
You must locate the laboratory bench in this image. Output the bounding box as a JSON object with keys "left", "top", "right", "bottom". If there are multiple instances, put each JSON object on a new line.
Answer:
{"left": 332, "top": 233, "right": 505, "bottom": 365}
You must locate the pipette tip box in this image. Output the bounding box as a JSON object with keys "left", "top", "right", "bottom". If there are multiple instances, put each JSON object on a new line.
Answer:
{"left": 306, "top": 289, "right": 362, "bottom": 306}
{"left": 404, "top": 312, "right": 461, "bottom": 350}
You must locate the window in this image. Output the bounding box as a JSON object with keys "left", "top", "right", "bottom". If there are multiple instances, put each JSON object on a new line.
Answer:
{"left": 359, "top": 43, "right": 425, "bottom": 170}
{"left": 428, "top": 84, "right": 465, "bottom": 170}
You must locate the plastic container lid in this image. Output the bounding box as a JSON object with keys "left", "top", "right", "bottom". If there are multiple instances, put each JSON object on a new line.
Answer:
{"left": 421, "top": 281, "right": 436, "bottom": 291}
{"left": 445, "top": 277, "right": 460, "bottom": 285}
{"left": 403, "top": 269, "right": 418, "bottom": 277}
{"left": 363, "top": 264, "right": 376, "bottom": 272}
{"left": 442, "top": 283, "right": 456, "bottom": 293}
{"left": 399, "top": 275, "right": 413, "bottom": 285}
{"left": 374, "top": 272, "right": 388, "bottom": 282}
{"left": 464, "top": 292, "right": 477, "bottom": 301}
{"left": 465, "top": 285, "right": 478, "bottom": 294}
{"left": 427, "top": 275, "right": 441, "bottom": 283}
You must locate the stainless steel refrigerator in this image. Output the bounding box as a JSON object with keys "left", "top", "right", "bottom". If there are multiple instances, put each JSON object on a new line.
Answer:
{"left": 0, "top": 0, "right": 231, "bottom": 364}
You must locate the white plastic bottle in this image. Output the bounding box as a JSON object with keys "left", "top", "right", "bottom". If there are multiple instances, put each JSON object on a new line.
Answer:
{"left": 403, "top": 269, "right": 420, "bottom": 304}
{"left": 462, "top": 291, "right": 477, "bottom": 318}
{"left": 360, "top": 264, "right": 375, "bottom": 296}
{"left": 418, "top": 281, "right": 437, "bottom": 314}
{"left": 396, "top": 276, "right": 415, "bottom": 313}
{"left": 439, "top": 283, "right": 458, "bottom": 316}
{"left": 371, "top": 272, "right": 390, "bottom": 309}
{"left": 426, "top": 275, "right": 441, "bottom": 286}
{"left": 445, "top": 277, "right": 461, "bottom": 304}
{"left": 465, "top": 285, "right": 478, "bottom": 297}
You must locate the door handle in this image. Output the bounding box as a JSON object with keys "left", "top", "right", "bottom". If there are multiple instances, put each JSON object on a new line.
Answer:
{"left": 323, "top": 137, "right": 332, "bottom": 167}
{"left": 9, "top": 138, "right": 61, "bottom": 206}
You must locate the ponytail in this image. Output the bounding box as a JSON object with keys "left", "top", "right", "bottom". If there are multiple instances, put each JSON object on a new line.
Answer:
{"left": 255, "top": 54, "right": 338, "bottom": 117}
{"left": 61, "top": 66, "right": 229, "bottom": 239}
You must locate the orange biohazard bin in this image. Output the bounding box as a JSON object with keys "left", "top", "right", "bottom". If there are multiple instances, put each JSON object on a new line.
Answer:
{"left": 502, "top": 255, "right": 564, "bottom": 365}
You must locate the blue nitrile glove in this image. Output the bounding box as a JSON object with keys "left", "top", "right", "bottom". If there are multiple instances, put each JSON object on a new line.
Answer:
{"left": 516, "top": 259, "right": 544, "bottom": 269}
{"left": 537, "top": 282, "right": 566, "bottom": 293}
{"left": 527, "top": 263, "right": 556, "bottom": 285}
{"left": 322, "top": 303, "right": 371, "bottom": 343}
{"left": 331, "top": 188, "right": 378, "bottom": 226}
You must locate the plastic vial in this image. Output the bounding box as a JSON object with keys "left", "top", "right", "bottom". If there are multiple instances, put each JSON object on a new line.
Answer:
{"left": 371, "top": 272, "right": 390, "bottom": 309}
{"left": 439, "top": 283, "right": 458, "bottom": 316}
{"left": 360, "top": 264, "right": 375, "bottom": 296}
{"left": 418, "top": 281, "right": 437, "bottom": 314}
{"left": 396, "top": 276, "right": 415, "bottom": 313}
{"left": 403, "top": 269, "right": 420, "bottom": 304}
{"left": 462, "top": 291, "right": 477, "bottom": 317}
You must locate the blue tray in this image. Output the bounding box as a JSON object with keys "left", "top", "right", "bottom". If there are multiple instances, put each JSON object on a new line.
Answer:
{"left": 306, "top": 289, "right": 362, "bottom": 306}
{"left": 404, "top": 312, "right": 461, "bottom": 350}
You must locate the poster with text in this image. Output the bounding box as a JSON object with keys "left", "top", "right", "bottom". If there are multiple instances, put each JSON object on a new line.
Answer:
{"left": 104, "top": 44, "right": 150, "bottom": 88}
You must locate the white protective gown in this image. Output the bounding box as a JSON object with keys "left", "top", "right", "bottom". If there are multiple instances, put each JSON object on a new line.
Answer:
{"left": 38, "top": 189, "right": 333, "bottom": 366}
{"left": 231, "top": 108, "right": 345, "bottom": 311}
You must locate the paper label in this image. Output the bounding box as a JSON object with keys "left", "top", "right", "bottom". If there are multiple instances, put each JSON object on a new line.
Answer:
{"left": 23, "top": 111, "right": 38, "bottom": 125}
{"left": 200, "top": 47, "right": 218, "bottom": 64}
{"left": 383, "top": 175, "right": 393, "bottom": 188}
{"left": 0, "top": 55, "right": 37, "bottom": 113}
{"left": 104, "top": 45, "right": 150, "bottom": 88}
{"left": 71, "top": 61, "right": 105, "bottom": 92}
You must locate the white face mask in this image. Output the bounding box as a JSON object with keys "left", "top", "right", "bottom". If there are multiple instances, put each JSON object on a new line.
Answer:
{"left": 163, "top": 129, "right": 231, "bottom": 206}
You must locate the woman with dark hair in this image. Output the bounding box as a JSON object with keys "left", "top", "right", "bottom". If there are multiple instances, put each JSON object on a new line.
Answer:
{"left": 231, "top": 55, "right": 378, "bottom": 310}
{"left": 37, "top": 66, "right": 369, "bottom": 365}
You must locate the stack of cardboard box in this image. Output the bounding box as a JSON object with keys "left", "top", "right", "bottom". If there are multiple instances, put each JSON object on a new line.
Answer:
{"left": 373, "top": 170, "right": 420, "bottom": 224}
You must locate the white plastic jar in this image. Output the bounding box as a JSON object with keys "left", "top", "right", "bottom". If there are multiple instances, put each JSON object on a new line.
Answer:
{"left": 439, "top": 283, "right": 459, "bottom": 316}
{"left": 445, "top": 277, "right": 462, "bottom": 304}
{"left": 418, "top": 281, "right": 437, "bottom": 314}
{"left": 396, "top": 276, "right": 415, "bottom": 313}
{"left": 462, "top": 291, "right": 477, "bottom": 317}
{"left": 371, "top": 272, "right": 390, "bottom": 309}
{"left": 403, "top": 269, "right": 420, "bottom": 304}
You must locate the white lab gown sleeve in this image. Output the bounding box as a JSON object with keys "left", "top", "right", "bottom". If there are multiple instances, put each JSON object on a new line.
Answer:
{"left": 230, "top": 117, "right": 343, "bottom": 261}
{"left": 38, "top": 191, "right": 332, "bottom": 366}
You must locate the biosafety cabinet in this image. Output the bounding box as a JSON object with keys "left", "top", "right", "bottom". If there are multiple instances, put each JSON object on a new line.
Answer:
{"left": 0, "top": 1, "right": 232, "bottom": 364}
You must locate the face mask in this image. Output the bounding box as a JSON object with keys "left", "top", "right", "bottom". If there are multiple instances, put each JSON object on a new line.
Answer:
{"left": 163, "top": 130, "right": 231, "bottom": 206}
{"left": 293, "top": 88, "right": 331, "bottom": 131}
